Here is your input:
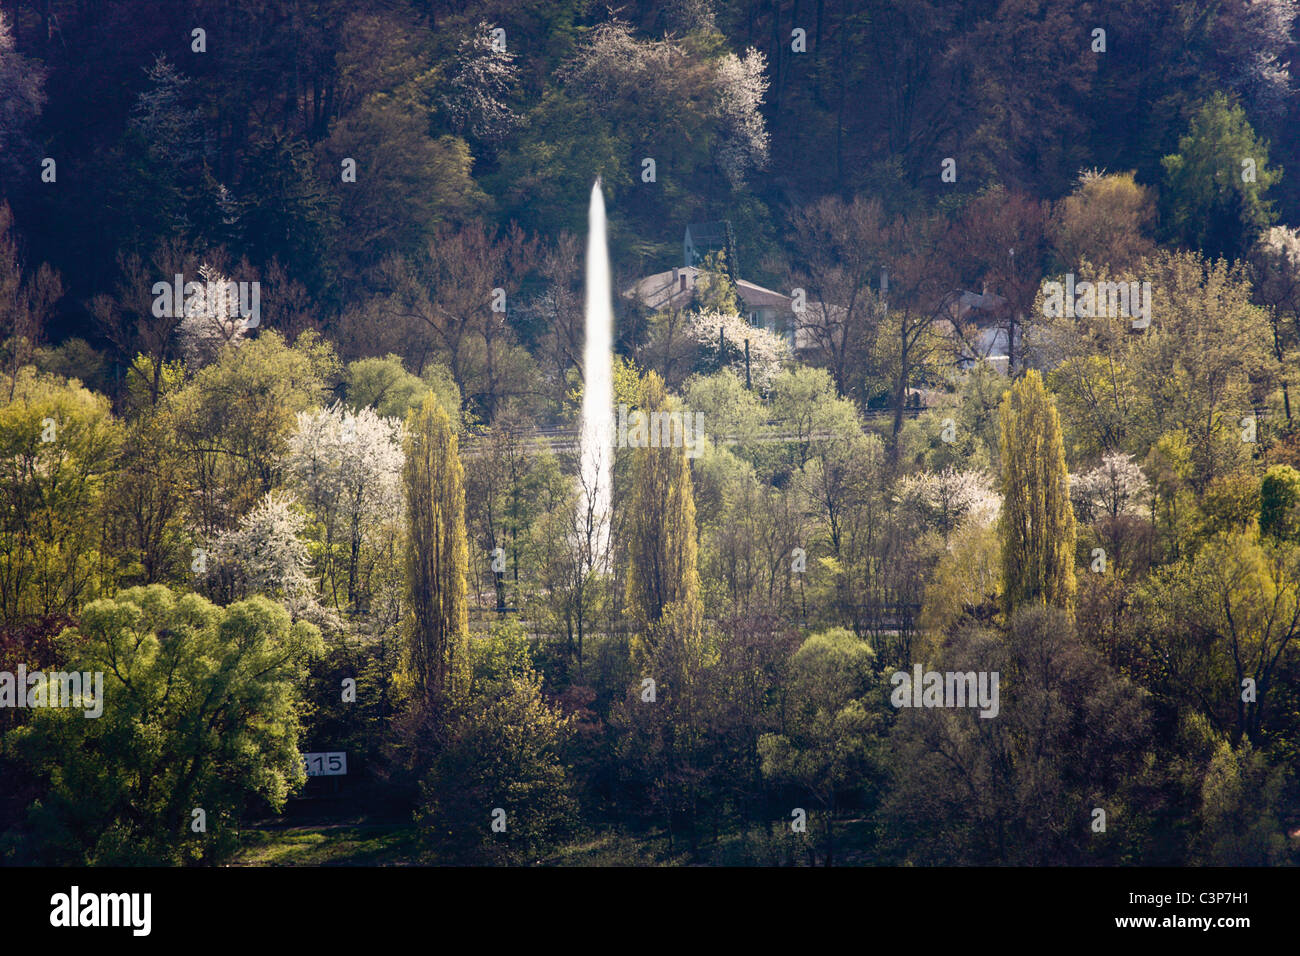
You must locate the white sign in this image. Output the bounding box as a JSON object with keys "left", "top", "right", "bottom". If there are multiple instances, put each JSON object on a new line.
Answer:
{"left": 303, "top": 751, "right": 347, "bottom": 777}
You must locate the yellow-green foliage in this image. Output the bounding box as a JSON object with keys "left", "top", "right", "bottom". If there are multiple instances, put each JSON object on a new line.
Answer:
{"left": 998, "top": 370, "right": 1077, "bottom": 615}
{"left": 6, "top": 585, "right": 322, "bottom": 865}
{"left": 0, "top": 367, "right": 119, "bottom": 619}
{"left": 402, "top": 392, "right": 470, "bottom": 708}
{"left": 623, "top": 372, "right": 702, "bottom": 664}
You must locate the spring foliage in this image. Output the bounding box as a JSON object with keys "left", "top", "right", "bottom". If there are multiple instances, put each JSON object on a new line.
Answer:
{"left": 998, "top": 370, "right": 1077, "bottom": 615}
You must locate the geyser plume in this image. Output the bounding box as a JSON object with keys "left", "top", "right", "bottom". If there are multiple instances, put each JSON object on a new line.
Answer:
{"left": 578, "top": 179, "right": 614, "bottom": 563}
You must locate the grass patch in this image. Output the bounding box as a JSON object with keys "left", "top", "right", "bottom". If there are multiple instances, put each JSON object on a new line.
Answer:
{"left": 233, "top": 824, "right": 425, "bottom": 866}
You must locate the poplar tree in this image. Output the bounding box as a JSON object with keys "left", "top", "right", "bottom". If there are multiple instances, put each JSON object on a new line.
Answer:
{"left": 404, "top": 392, "right": 470, "bottom": 707}
{"left": 623, "top": 371, "right": 702, "bottom": 658}
{"left": 998, "top": 369, "right": 1077, "bottom": 615}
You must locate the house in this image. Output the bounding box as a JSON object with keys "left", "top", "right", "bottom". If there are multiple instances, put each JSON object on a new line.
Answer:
{"left": 622, "top": 264, "right": 820, "bottom": 352}
{"left": 936, "top": 288, "right": 1013, "bottom": 373}
{"left": 624, "top": 224, "right": 823, "bottom": 352}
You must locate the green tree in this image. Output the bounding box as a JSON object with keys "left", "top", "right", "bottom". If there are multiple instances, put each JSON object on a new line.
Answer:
{"left": 168, "top": 330, "right": 337, "bottom": 535}
{"left": 1260, "top": 463, "right": 1300, "bottom": 542}
{"left": 1160, "top": 93, "right": 1280, "bottom": 261}
{"left": 998, "top": 369, "right": 1077, "bottom": 615}
{"left": 1141, "top": 531, "right": 1300, "bottom": 746}
{"left": 105, "top": 366, "right": 189, "bottom": 588}
{"left": 5, "top": 586, "right": 322, "bottom": 864}
{"left": 239, "top": 133, "right": 340, "bottom": 298}
{"left": 881, "top": 608, "right": 1154, "bottom": 865}
{"left": 692, "top": 249, "right": 740, "bottom": 314}
{"left": 403, "top": 393, "right": 470, "bottom": 710}
{"left": 0, "top": 368, "right": 119, "bottom": 621}
{"left": 1040, "top": 252, "right": 1275, "bottom": 489}
{"left": 420, "top": 622, "right": 577, "bottom": 864}
{"left": 344, "top": 354, "right": 460, "bottom": 422}
{"left": 758, "top": 628, "right": 880, "bottom": 865}
{"left": 623, "top": 371, "right": 703, "bottom": 661}
{"left": 320, "top": 102, "right": 485, "bottom": 284}
{"left": 1194, "top": 738, "right": 1288, "bottom": 865}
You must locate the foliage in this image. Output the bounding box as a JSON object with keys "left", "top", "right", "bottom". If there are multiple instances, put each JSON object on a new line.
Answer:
{"left": 1160, "top": 93, "right": 1280, "bottom": 261}
{"left": 5, "top": 586, "right": 322, "bottom": 864}
{"left": 402, "top": 393, "right": 469, "bottom": 710}
{"left": 998, "top": 370, "right": 1078, "bottom": 615}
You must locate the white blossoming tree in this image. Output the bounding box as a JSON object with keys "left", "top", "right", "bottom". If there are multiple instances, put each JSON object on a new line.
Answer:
{"left": 689, "top": 309, "right": 790, "bottom": 392}
{"left": 895, "top": 467, "right": 1002, "bottom": 544}
{"left": 284, "top": 402, "right": 405, "bottom": 610}
{"left": 1070, "top": 451, "right": 1150, "bottom": 524}
{"left": 211, "top": 492, "right": 333, "bottom": 627}
{"left": 441, "top": 20, "right": 520, "bottom": 146}
{"left": 177, "top": 263, "right": 249, "bottom": 365}
{"left": 712, "top": 48, "right": 770, "bottom": 189}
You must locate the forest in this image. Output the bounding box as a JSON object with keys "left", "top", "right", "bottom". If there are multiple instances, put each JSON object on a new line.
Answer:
{"left": 0, "top": 0, "right": 1298, "bottom": 867}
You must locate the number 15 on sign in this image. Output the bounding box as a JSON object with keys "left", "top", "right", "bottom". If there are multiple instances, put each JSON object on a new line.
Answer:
{"left": 303, "top": 752, "right": 347, "bottom": 776}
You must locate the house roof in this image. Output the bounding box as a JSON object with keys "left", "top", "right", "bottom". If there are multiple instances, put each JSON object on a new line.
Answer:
{"left": 735, "top": 278, "right": 792, "bottom": 310}
{"left": 623, "top": 267, "right": 794, "bottom": 313}
{"left": 947, "top": 289, "right": 1008, "bottom": 323}
{"left": 623, "top": 266, "right": 700, "bottom": 312}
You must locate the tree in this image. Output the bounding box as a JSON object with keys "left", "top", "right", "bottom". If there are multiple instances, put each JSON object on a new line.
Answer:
{"left": 1141, "top": 531, "right": 1300, "bottom": 747}
{"left": 712, "top": 47, "right": 770, "bottom": 189}
{"left": 1070, "top": 452, "right": 1150, "bottom": 525}
{"left": 881, "top": 607, "right": 1154, "bottom": 865}
{"left": 919, "top": 522, "right": 1002, "bottom": 636}
{"left": 0, "top": 203, "right": 62, "bottom": 392}
{"left": 1050, "top": 170, "right": 1157, "bottom": 273}
{"left": 1160, "top": 93, "right": 1280, "bottom": 261}
{"left": 1194, "top": 737, "right": 1289, "bottom": 865}
{"left": 895, "top": 467, "right": 1000, "bottom": 546}
{"left": 321, "top": 102, "right": 484, "bottom": 285}
{"left": 377, "top": 221, "right": 538, "bottom": 420}
{"left": 168, "top": 330, "right": 337, "bottom": 535}
{"left": 0, "top": 12, "right": 46, "bottom": 185}
{"left": 1036, "top": 252, "right": 1276, "bottom": 488}
{"left": 90, "top": 238, "right": 200, "bottom": 406}
{"left": 530, "top": 233, "right": 585, "bottom": 408}
{"left": 1248, "top": 225, "right": 1300, "bottom": 422}
{"left": 420, "top": 623, "right": 577, "bottom": 864}
{"left": 403, "top": 393, "right": 470, "bottom": 709}
{"left": 998, "top": 369, "right": 1077, "bottom": 615}
{"left": 5, "top": 586, "right": 323, "bottom": 864}
{"left": 114, "top": 53, "right": 208, "bottom": 243}
{"left": 1208, "top": 0, "right": 1296, "bottom": 119}
{"left": 238, "top": 133, "right": 340, "bottom": 297}
{"left": 956, "top": 1, "right": 1097, "bottom": 195}
{"left": 786, "top": 195, "right": 885, "bottom": 400}
{"left": 284, "top": 403, "right": 404, "bottom": 610}
{"left": 0, "top": 368, "right": 119, "bottom": 622}
{"left": 209, "top": 492, "right": 333, "bottom": 629}
{"left": 177, "top": 263, "right": 254, "bottom": 366}
{"left": 623, "top": 371, "right": 703, "bottom": 658}
{"left": 758, "top": 628, "right": 880, "bottom": 865}
{"left": 440, "top": 20, "right": 521, "bottom": 149}
{"left": 688, "top": 309, "right": 790, "bottom": 392}
{"left": 948, "top": 186, "right": 1051, "bottom": 374}
{"left": 104, "top": 359, "right": 189, "bottom": 587}
{"left": 1260, "top": 464, "right": 1300, "bottom": 542}
{"left": 344, "top": 354, "right": 460, "bottom": 423}
{"left": 878, "top": 212, "right": 958, "bottom": 443}
{"left": 530, "top": 476, "right": 605, "bottom": 675}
